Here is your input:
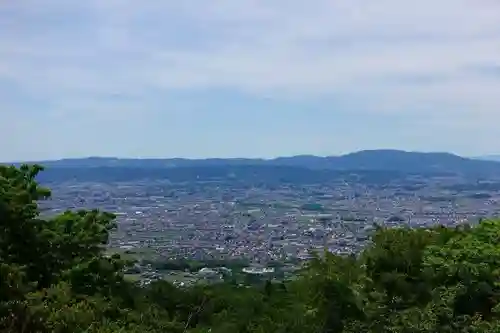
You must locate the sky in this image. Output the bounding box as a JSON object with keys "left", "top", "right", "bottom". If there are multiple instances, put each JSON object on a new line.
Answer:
{"left": 1, "top": 0, "right": 500, "bottom": 161}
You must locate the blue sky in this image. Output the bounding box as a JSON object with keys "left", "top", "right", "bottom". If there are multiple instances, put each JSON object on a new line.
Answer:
{"left": 1, "top": 0, "right": 500, "bottom": 161}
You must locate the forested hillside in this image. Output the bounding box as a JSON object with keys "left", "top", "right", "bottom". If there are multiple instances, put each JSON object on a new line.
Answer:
{"left": 2, "top": 164, "right": 500, "bottom": 332}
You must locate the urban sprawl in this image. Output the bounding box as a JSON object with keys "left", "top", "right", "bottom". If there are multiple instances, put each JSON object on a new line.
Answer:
{"left": 41, "top": 173, "right": 500, "bottom": 285}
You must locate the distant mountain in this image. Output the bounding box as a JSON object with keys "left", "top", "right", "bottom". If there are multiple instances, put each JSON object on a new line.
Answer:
{"left": 16, "top": 149, "right": 500, "bottom": 169}
{"left": 331, "top": 150, "right": 498, "bottom": 175}
{"left": 10, "top": 150, "right": 500, "bottom": 182}
{"left": 18, "top": 156, "right": 269, "bottom": 169}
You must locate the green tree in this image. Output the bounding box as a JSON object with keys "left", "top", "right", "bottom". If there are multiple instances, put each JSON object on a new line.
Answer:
{"left": 5, "top": 164, "right": 500, "bottom": 332}
{"left": 0, "top": 165, "right": 134, "bottom": 332}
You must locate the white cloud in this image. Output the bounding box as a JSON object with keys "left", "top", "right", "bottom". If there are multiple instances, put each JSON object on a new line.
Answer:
{"left": 1, "top": 0, "right": 500, "bottom": 160}
{"left": 1, "top": 0, "right": 499, "bottom": 110}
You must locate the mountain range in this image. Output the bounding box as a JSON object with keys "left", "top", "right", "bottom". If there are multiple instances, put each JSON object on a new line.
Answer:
{"left": 11, "top": 150, "right": 500, "bottom": 183}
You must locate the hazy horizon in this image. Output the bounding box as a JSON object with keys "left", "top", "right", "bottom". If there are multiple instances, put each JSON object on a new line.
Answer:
{"left": 2, "top": 1, "right": 500, "bottom": 161}
{"left": 5, "top": 149, "right": 500, "bottom": 164}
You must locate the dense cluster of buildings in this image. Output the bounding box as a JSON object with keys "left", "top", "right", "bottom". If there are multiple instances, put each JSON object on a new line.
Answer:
{"left": 42, "top": 174, "right": 500, "bottom": 268}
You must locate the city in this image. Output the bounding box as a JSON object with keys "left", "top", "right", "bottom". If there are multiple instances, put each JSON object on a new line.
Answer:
{"left": 3, "top": 0, "right": 500, "bottom": 330}
{"left": 39, "top": 166, "right": 500, "bottom": 285}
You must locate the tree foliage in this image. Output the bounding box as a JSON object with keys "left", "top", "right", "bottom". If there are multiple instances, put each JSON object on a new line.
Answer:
{"left": 2, "top": 164, "right": 500, "bottom": 332}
